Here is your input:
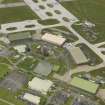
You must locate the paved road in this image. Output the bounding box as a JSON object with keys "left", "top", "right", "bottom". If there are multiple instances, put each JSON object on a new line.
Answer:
{"left": 0, "top": 2, "right": 26, "bottom": 8}
{"left": 94, "top": 41, "right": 105, "bottom": 47}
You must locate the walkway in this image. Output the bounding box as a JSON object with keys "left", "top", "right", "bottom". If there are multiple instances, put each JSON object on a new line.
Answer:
{"left": 0, "top": 2, "right": 26, "bottom": 8}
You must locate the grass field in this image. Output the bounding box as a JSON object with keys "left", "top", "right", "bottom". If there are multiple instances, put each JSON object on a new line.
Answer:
{"left": 0, "top": 64, "right": 10, "bottom": 79}
{"left": 17, "top": 57, "right": 37, "bottom": 71}
{"left": 0, "top": 101, "right": 8, "bottom": 105}
{"left": 0, "top": 6, "right": 39, "bottom": 24}
{"left": 1, "top": 0, "right": 22, "bottom": 3}
{"left": 0, "top": 88, "right": 26, "bottom": 105}
{"left": 61, "top": 0, "right": 105, "bottom": 43}
{"left": 0, "top": 57, "right": 11, "bottom": 65}
{"left": 42, "top": 26, "right": 78, "bottom": 43}
{"left": 89, "top": 67, "right": 105, "bottom": 77}
{"left": 65, "top": 96, "right": 73, "bottom": 105}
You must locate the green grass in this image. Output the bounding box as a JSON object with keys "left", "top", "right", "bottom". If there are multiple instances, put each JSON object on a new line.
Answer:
{"left": 38, "top": 19, "right": 60, "bottom": 25}
{"left": 42, "top": 26, "right": 78, "bottom": 43}
{"left": 77, "top": 43, "right": 102, "bottom": 65}
{"left": 0, "top": 6, "right": 39, "bottom": 24}
{"left": 0, "top": 57, "right": 11, "bottom": 65}
{"left": 65, "top": 96, "right": 73, "bottom": 105}
{"left": 0, "top": 88, "right": 26, "bottom": 105}
{"left": 17, "top": 57, "right": 37, "bottom": 71}
{"left": 1, "top": 0, "right": 22, "bottom": 3}
{"left": 89, "top": 67, "right": 105, "bottom": 77}
{"left": 61, "top": 0, "right": 105, "bottom": 43}
{"left": 0, "top": 64, "right": 10, "bottom": 79}
{"left": 0, "top": 101, "right": 8, "bottom": 105}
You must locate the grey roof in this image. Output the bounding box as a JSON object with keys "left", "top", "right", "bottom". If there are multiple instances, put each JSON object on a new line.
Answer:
{"left": 34, "top": 61, "right": 53, "bottom": 76}
{"left": 8, "top": 32, "right": 31, "bottom": 41}
{"left": 67, "top": 47, "right": 88, "bottom": 64}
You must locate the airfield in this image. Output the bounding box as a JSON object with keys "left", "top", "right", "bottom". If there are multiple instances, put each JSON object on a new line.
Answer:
{"left": 0, "top": 0, "right": 105, "bottom": 105}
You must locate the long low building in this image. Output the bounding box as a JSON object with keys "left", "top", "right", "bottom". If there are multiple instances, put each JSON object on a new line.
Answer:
{"left": 13, "top": 45, "right": 26, "bottom": 53}
{"left": 70, "top": 77, "right": 99, "bottom": 94}
{"left": 28, "top": 77, "right": 53, "bottom": 95}
{"left": 23, "top": 93, "right": 40, "bottom": 105}
{"left": 8, "top": 32, "right": 31, "bottom": 41}
{"left": 41, "top": 33, "right": 66, "bottom": 46}
{"left": 67, "top": 46, "right": 88, "bottom": 65}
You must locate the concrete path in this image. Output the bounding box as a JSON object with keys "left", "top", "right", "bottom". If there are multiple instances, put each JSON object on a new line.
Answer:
{"left": 94, "top": 41, "right": 105, "bottom": 47}
{"left": 0, "top": 2, "right": 26, "bottom": 8}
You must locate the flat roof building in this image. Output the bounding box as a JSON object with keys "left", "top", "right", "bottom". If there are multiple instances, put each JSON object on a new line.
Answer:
{"left": 8, "top": 32, "right": 31, "bottom": 41}
{"left": 23, "top": 93, "right": 40, "bottom": 105}
{"left": 70, "top": 77, "right": 99, "bottom": 94}
{"left": 41, "top": 33, "right": 66, "bottom": 46}
{"left": 34, "top": 61, "right": 53, "bottom": 76}
{"left": 28, "top": 77, "right": 53, "bottom": 95}
{"left": 67, "top": 46, "right": 88, "bottom": 65}
{"left": 13, "top": 45, "right": 26, "bottom": 53}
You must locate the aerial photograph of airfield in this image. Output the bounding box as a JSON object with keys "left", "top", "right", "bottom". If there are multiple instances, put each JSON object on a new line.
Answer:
{"left": 0, "top": 0, "right": 105, "bottom": 105}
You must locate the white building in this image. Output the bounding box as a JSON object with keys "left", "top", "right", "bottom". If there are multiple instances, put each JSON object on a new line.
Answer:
{"left": 28, "top": 77, "right": 53, "bottom": 95}
{"left": 23, "top": 93, "right": 40, "bottom": 105}
{"left": 41, "top": 33, "right": 66, "bottom": 46}
{"left": 13, "top": 45, "right": 26, "bottom": 53}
